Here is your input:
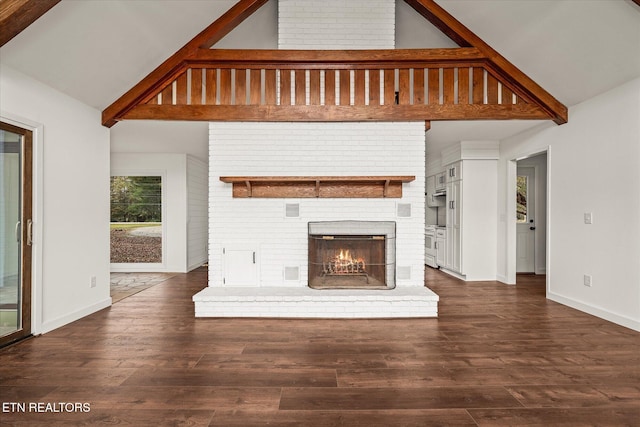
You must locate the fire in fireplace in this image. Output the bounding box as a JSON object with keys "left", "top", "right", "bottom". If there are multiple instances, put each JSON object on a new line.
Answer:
{"left": 325, "top": 248, "right": 367, "bottom": 277}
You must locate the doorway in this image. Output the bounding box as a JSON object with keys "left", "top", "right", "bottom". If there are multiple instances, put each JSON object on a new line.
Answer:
{"left": 0, "top": 122, "right": 32, "bottom": 347}
{"left": 516, "top": 153, "right": 547, "bottom": 276}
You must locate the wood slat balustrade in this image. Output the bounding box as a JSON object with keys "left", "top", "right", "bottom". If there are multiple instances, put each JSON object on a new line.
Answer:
{"left": 118, "top": 48, "right": 549, "bottom": 122}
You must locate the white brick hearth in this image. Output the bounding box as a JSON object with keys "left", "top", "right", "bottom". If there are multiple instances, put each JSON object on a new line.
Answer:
{"left": 195, "top": 287, "right": 438, "bottom": 318}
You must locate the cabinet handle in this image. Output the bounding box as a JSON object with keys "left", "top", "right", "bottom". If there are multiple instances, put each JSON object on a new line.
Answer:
{"left": 253, "top": 252, "right": 256, "bottom": 264}
{"left": 15, "top": 221, "right": 21, "bottom": 243}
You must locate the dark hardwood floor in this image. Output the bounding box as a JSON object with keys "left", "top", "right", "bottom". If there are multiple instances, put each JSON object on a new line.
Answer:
{"left": 1, "top": 267, "right": 638, "bottom": 426}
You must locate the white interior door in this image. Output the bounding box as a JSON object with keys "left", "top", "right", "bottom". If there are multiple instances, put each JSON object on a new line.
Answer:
{"left": 516, "top": 166, "right": 535, "bottom": 273}
{"left": 224, "top": 248, "right": 257, "bottom": 286}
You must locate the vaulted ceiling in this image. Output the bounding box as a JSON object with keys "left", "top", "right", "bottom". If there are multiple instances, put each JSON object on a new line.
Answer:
{"left": 2, "top": 0, "right": 639, "bottom": 155}
{"left": 99, "top": 0, "right": 568, "bottom": 128}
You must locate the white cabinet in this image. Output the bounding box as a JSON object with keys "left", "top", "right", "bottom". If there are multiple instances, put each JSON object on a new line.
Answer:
{"left": 439, "top": 158, "right": 498, "bottom": 280}
{"left": 434, "top": 171, "right": 446, "bottom": 192}
{"left": 223, "top": 247, "right": 258, "bottom": 286}
{"left": 445, "top": 179, "right": 462, "bottom": 273}
{"left": 435, "top": 228, "right": 446, "bottom": 267}
{"left": 446, "top": 161, "right": 462, "bottom": 183}
{"left": 426, "top": 174, "right": 445, "bottom": 207}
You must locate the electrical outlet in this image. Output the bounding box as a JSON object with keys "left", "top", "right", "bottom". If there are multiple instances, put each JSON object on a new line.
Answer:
{"left": 90, "top": 276, "right": 97, "bottom": 288}
{"left": 583, "top": 274, "right": 592, "bottom": 287}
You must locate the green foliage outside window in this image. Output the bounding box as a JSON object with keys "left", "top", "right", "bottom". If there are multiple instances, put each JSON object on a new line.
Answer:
{"left": 110, "top": 176, "right": 162, "bottom": 223}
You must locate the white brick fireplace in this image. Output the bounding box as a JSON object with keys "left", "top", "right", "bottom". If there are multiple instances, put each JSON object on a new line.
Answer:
{"left": 192, "top": 0, "right": 439, "bottom": 317}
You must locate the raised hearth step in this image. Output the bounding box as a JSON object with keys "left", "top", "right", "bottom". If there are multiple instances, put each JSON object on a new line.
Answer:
{"left": 192, "top": 287, "right": 438, "bottom": 318}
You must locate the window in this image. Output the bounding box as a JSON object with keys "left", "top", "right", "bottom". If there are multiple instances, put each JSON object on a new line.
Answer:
{"left": 516, "top": 175, "right": 528, "bottom": 223}
{"left": 110, "top": 176, "right": 162, "bottom": 263}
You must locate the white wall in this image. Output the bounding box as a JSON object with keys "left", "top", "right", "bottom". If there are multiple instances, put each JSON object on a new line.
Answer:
{"left": 498, "top": 77, "right": 640, "bottom": 331}
{"left": 110, "top": 120, "right": 208, "bottom": 163}
{"left": 1, "top": 64, "right": 110, "bottom": 334}
{"left": 187, "top": 156, "right": 208, "bottom": 271}
{"left": 111, "top": 153, "right": 195, "bottom": 273}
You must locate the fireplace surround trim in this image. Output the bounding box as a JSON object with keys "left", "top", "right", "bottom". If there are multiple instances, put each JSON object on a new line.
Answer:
{"left": 308, "top": 220, "right": 396, "bottom": 289}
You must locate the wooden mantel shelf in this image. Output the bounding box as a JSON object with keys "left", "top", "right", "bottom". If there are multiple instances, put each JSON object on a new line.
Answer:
{"left": 219, "top": 176, "right": 415, "bottom": 198}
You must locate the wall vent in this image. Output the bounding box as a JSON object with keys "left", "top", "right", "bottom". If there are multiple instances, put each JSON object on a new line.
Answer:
{"left": 284, "top": 266, "right": 300, "bottom": 281}
{"left": 397, "top": 266, "right": 411, "bottom": 280}
{"left": 397, "top": 203, "right": 412, "bottom": 218}
{"left": 285, "top": 203, "right": 300, "bottom": 218}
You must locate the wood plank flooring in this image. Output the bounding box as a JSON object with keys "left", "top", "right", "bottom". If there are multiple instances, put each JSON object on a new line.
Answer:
{"left": 1, "top": 267, "right": 638, "bottom": 426}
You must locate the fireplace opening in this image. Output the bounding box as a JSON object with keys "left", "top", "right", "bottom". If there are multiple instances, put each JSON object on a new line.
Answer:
{"left": 308, "top": 221, "right": 396, "bottom": 290}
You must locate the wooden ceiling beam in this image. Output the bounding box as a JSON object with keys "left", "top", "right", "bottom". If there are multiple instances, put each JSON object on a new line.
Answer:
{"left": 403, "top": 0, "right": 567, "bottom": 125}
{"left": 0, "top": 0, "right": 60, "bottom": 47}
{"left": 188, "top": 47, "right": 487, "bottom": 67}
{"left": 187, "top": 47, "right": 487, "bottom": 70}
{"left": 122, "top": 104, "right": 551, "bottom": 123}
{"left": 102, "top": 0, "right": 269, "bottom": 127}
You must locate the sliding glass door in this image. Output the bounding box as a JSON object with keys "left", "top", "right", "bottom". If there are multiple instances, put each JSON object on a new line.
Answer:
{"left": 0, "top": 122, "right": 32, "bottom": 347}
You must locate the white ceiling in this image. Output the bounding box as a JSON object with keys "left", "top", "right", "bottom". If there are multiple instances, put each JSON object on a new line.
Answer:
{"left": 1, "top": 0, "right": 639, "bottom": 159}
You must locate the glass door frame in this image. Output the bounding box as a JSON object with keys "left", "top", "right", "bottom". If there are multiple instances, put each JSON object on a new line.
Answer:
{"left": 0, "top": 121, "right": 33, "bottom": 347}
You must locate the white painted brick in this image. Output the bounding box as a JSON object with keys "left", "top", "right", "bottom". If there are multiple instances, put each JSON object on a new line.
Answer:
{"left": 209, "top": 122, "right": 425, "bottom": 291}
{"left": 278, "top": 0, "right": 395, "bottom": 50}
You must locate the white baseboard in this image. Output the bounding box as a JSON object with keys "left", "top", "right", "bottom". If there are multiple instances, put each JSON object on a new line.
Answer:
{"left": 439, "top": 268, "right": 466, "bottom": 281}
{"left": 535, "top": 268, "right": 547, "bottom": 275}
{"left": 188, "top": 258, "right": 207, "bottom": 272}
{"left": 496, "top": 274, "right": 512, "bottom": 284}
{"left": 40, "top": 297, "right": 112, "bottom": 334}
{"left": 548, "top": 291, "right": 640, "bottom": 332}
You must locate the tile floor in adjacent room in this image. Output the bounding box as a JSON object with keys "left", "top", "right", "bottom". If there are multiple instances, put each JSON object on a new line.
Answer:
{"left": 110, "top": 272, "right": 177, "bottom": 303}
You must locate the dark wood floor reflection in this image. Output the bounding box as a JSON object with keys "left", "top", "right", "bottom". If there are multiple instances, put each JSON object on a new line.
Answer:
{"left": 1, "top": 267, "right": 638, "bottom": 426}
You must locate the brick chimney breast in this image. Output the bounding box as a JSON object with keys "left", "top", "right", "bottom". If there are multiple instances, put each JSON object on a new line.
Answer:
{"left": 278, "top": 0, "right": 395, "bottom": 50}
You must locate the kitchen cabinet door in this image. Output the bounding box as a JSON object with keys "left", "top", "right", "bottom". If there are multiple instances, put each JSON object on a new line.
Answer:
{"left": 445, "top": 180, "right": 462, "bottom": 274}
{"left": 426, "top": 174, "right": 445, "bottom": 207}
{"left": 436, "top": 235, "right": 446, "bottom": 267}
{"left": 446, "top": 161, "right": 462, "bottom": 183}
{"left": 435, "top": 172, "right": 446, "bottom": 191}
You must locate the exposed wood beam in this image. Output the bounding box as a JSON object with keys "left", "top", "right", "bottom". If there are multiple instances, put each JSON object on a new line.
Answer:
{"left": 404, "top": 0, "right": 567, "bottom": 125}
{"left": 188, "top": 47, "right": 487, "bottom": 68}
{"left": 0, "top": 0, "right": 60, "bottom": 47}
{"left": 122, "top": 104, "right": 550, "bottom": 122}
{"left": 102, "top": 0, "right": 269, "bottom": 127}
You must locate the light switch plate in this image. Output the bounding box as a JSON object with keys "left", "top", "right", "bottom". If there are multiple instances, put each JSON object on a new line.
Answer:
{"left": 584, "top": 212, "right": 593, "bottom": 224}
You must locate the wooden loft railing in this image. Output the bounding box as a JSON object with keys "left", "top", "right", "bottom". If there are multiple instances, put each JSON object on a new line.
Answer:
{"left": 117, "top": 48, "right": 551, "bottom": 123}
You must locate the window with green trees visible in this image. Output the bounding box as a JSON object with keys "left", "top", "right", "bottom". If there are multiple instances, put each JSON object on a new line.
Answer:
{"left": 110, "top": 176, "right": 162, "bottom": 263}
{"left": 516, "top": 175, "right": 527, "bottom": 223}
